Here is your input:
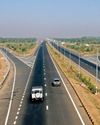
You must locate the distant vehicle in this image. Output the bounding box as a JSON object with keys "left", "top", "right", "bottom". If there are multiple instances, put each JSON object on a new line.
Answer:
{"left": 52, "top": 78, "right": 61, "bottom": 86}
{"left": 31, "top": 86, "right": 44, "bottom": 101}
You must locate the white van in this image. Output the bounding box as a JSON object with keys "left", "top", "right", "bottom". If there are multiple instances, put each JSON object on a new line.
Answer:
{"left": 31, "top": 86, "right": 44, "bottom": 101}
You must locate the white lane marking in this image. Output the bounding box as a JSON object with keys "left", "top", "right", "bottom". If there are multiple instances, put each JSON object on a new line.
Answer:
{"left": 17, "top": 112, "right": 19, "bottom": 115}
{"left": 13, "top": 121, "right": 16, "bottom": 125}
{"left": 20, "top": 101, "right": 23, "bottom": 104}
{"left": 15, "top": 116, "right": 18, "bottom": 120}
{"left": 49, "top": 52, "right": 85, "bottom": 125}
{"left": 45, "top": 93, "right": 48, "bottom": 97}
{"left": 21, "top": 98, "right": 23, "bottom": 101}
{"left": 18, "top": 108, "right": 21, "bottom": 111}
{"left": 44, "top": 84, "right": 47, "bottom": 87}
{"left": 44, "top": 69, "right": 45, "bottom": 72}
{"left": 46, "top": 105, "right": 49, "bottom": 111}
{"left": 44, "top": 72, "right": 46, "bottom": 75}
{"left": 22, "top": 95, "right": 24, "bottom": 98}
{"left": 44, "top": 77, "right": 46, "bottom": 80}
{"left": 19, "top": 104, "right": 22, "bottom": 107}
{"left": 4, "top": 56, "right": 16, "bottom": 125}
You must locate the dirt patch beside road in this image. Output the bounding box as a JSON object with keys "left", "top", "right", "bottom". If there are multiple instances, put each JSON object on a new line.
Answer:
{"left": 0, "top": 53, "right": 9, "bottom": 82}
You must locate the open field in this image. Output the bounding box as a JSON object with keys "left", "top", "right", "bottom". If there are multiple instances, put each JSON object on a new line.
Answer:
{"left": 54, "top": 37, "right": 100, "bottom": 56}
{"left": 0, "top": 38, "right": 37, "bottom": 56}
{"left": 47, "top": 42, "right": 100, "bottom": 125}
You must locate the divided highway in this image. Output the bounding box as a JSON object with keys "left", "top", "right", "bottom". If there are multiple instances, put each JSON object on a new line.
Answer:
{"left": 51, "top": 42, "right": 100, "bottom": 79}
{"left": 1, "top": 42, "right": 92, "bottom": 125}
{"left": 8, "top": 42, "right": 91, "bottom": 125}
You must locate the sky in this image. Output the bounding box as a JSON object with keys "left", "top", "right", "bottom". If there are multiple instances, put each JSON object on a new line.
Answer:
{"left": 0, "top": 0, "right": 100, "bottom": 38}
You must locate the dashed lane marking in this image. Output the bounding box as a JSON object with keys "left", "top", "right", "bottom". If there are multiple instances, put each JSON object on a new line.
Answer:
{"left": 20, "top": 101, "right": 23, "bottom": 104}
{"left": 19, "top": 104, "right": 22, "bottom": 107}
{"left": 46, "top": 105, "right": 49, "bottom": 111}
{"left": 18, "top": 108, "right": 21, "bottom": 111}
{"left": 44, "top": 77, "right": 46, "bottom": 80}
{"left": 15, "top": 116, "right": 18, "bottom": 120}
{"left": 21, "top": 98, "right": 23, "bottom": 101}
{"left": 22, "top": 95, "right": 24, "bottom": 99}
{"left": 13, "top": 121, "right": 16, "bottom": 125}
{"left": 12, "top": 47, "right": 39, "bottom": 125}
{"left": 44, "top": 72, "right": 46, "bottom": 75}
{"left": 45, "top": 93, "right": 48, "bottom": 96}
{"left": 17, "top": 112, "right": 19, "bottom": 115}
{"left": 44, "top": 84, "right": 47, "bottom": 87}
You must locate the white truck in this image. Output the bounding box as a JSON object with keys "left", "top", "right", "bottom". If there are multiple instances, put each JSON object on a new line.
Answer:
{"left": 31, "top": 86, "right": 44, "bottom": 101}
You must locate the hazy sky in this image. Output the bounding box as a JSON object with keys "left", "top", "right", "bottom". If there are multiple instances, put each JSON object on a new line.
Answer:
{"left": 0, "top": 0, "right": 100, "bottom": 38}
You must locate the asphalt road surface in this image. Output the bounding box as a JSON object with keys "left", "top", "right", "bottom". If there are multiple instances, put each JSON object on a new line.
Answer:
{"left": 7, "top": 42, "right": 92, "bottom": 125}
{"left": 1, "top": 48, "right": 31, "bottom": 125}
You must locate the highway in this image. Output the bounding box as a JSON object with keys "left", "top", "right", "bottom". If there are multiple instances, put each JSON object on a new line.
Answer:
{"left": 51, "top": 42, "right": 100, "bottom": 79}
{"left": 6, "top": 42, "right": 91, "bottom": 125}
{"left": 0, "top": 42, "right": 92, "bottom": 125}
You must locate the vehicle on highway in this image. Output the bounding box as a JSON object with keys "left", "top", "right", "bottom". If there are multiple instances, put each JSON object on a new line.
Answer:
{"left": 31, "top": 86, "right": 44, "bottom": 101}
{"left": 52, "top": 78, "right": 61, "bottom": 86}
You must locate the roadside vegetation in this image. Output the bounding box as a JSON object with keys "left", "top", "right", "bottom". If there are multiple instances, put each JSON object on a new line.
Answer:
{"left": 0, "top": 38, "right": 38, "bottom": 56}
{"left": 47, "top": 42, "right": 100, "bottom": 125}
{"left": 76, "top": 73, "right": 97, "bottom": 94}
{"left": 54, "top": 37, "right": 100, "bottom": 56}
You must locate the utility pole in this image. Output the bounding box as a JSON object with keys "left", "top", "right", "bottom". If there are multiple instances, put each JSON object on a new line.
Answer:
{"left": 78, "top": 44, "right": 81, "bottom": 75}
{"left": 79, "top": 53, "right": 81, "bottom": 75}
{"left": 63, "top": 47, "right": 65, "bottom": 63}
{"left": 69, "top": 49, "right": 72, "bottom": 68}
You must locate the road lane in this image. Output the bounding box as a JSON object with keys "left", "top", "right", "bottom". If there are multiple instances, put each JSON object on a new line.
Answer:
{"left": 43, "top": 43, "right": 85, "bottom": 125}
{"left": 1, "top": 49, "right": 31, "bottom": 125}
{"left": 16, "top": 44, "right": 46, "bottom": 125}
{"left": 5, "top": 42, "right": 92, "bottom": 125}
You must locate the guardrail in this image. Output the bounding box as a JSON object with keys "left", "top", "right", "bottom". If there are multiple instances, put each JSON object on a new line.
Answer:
{"left": 0, "top": 50, "right": 10, "bottom": 88}
{"left": 52, "top": 42, "right": 100, "bottom": 79}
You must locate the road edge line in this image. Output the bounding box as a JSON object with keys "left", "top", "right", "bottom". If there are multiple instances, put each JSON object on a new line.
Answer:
{"left": 4, "top": 54, "right": 16, "bottom": 125}
{"left": 48, "top": 48, "right": 85, "bottom": 125}
{"left": 12, "top": 45, "right": 40, "bottom": 124}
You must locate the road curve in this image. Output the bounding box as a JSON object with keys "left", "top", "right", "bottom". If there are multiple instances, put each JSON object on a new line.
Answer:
{"left": 1, "top": 48, "right": 31, "bottom": 125}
